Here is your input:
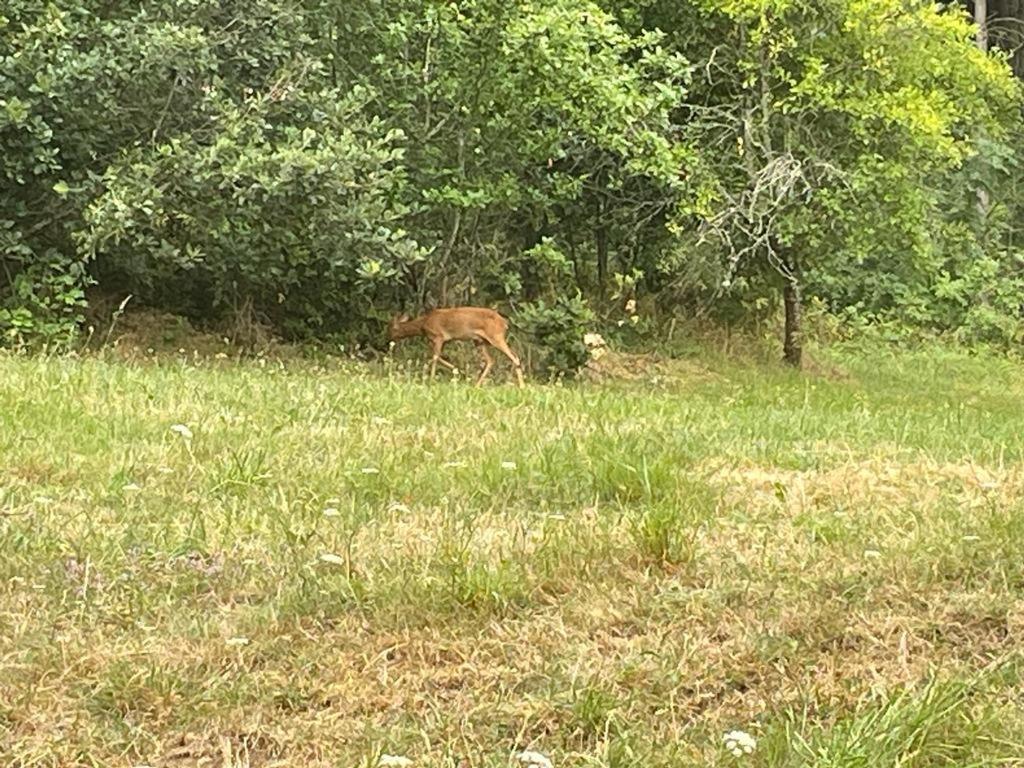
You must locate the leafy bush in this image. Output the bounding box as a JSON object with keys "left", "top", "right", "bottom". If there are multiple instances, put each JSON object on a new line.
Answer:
{"left": 0, "top": 225, "right": 87, "bottom": 347}
{"left": 79, "top": 85, "right": 423, "bottom": 337}
{"left": 514, "top": 295, "right": 595, "bottom": 379}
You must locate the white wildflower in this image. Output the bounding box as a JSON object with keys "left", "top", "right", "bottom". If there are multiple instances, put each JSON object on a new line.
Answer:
{"left": 170, "top": 424, "right": 193, "bottom": 440}
{"left": 323, "top": 507, "right": 341, "bottom": 517}
{"left": 122, "top": 483, "right": 142, "bottom": 492}
{"left": 962, "top": 534, "right": 981, "bottom": 542}
{"left": 225, "top": 636, "right": 250, "bottom": 647}
{"left": 378, "top": 756, "right": 413, "bottom": 768}
{"left": 501, "top": 461, "right": 517, "bottom": 471}
{"left": 624, "top": 298, "right": 637, "bottom": 314}
{"left": 583, "top": 332, "right": 606, "bottom": 348}
{"left": 723, "top": 730, "right": 756, "bottom": 757}
{"left": 514, "top": 751, "right": 553, "bottom": 768}
{"left": 157, "top": 466, "right": 174, "bottom": 474}
{"left": 863, "top": 548, "right": 881, "bottom": 559}
{"left": 361, "top": 467, "right": 380, "bottom": 475}
{"left": 319, "top": 553, "right": 346, "bottom": 566}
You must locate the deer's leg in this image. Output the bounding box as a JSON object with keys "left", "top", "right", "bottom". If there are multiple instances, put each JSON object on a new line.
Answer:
{"left": 489, "top": 336, "right": 525, "bottom": 388}
{"left": 428, "top": 337, "right": 455, "bottom": 379}
{"left": 474, "top": 341, "right": 494, "bottom": 386}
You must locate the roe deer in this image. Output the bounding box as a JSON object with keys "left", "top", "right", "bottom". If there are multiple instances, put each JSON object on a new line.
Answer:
{"left": 388, "top": 307, "right": 525, "bottom": 387}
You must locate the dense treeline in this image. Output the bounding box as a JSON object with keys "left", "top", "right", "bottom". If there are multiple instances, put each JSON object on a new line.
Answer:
{"left": 2, "top": 0, "right": 1023, "bottom": 366}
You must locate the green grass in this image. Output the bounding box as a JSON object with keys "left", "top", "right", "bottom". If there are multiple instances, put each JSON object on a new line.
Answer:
{"left": 2, "top": 344, "right": 1024, "bottom": 766}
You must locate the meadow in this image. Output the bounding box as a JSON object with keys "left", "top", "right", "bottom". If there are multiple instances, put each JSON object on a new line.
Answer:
{"left": 2, "top": 343, "right": 1024, "bottom": 767}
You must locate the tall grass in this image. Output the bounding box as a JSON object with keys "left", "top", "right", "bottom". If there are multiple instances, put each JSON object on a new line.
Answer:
{"left": 1, "top": 346, "right": 1023, "bottom": 766}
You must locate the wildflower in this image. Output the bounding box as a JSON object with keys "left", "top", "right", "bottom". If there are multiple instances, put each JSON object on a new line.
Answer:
{"left": 323, "top": 507, "right": 341, "bottom": 517}
{"left": 515, "top": 751, "right": 553, "bottom": 768}
{"left": 863, "top": 548, "right": 881, "bottom": 559}
{"left": 361, "top": 467, "right": 380, "bottom": 475}
{"left": 378, "top": 756, "right": 413, "bottom": 768}
{"left": 319, "top": 553, "right": 346, "bottom": 566}
{"left": 962, "top": 534, "right": 980, "bottom": 542}
{"left": 225, "top": 636, "right": 250, "bottom": 647}
{"left": 122, "top": 483, "right": 142, "bottom": 492}
{"left": 624, "top": 298, "right": 637, "bottom": 314}
{"left": 170, "top": 424, "right": 193, "bottom": 440}
{"left": 501, "top": 461, "right": 517, "bottom": 471}
{"left": 583, "top": 332, "right": 606, "bottom": 348}
{"left": 723, "top": 730, "right": 756, "bottom": 757}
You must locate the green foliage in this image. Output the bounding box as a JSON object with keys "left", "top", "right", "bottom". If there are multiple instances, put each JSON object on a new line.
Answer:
{"left": 0, "top": 0, "right": 1023, "bottom": 347}
{"left": 515, "top": 295, "right": 596, "bottom": 378}
{"left": 79, "top": 85, "right": 422, "bottom": 335}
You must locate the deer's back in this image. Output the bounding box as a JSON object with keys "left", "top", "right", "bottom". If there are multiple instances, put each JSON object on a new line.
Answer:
{"left": 424, "top": 307, "right": 507, "bottom": 341}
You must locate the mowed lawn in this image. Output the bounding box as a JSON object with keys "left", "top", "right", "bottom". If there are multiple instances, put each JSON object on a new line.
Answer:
{"left": 2, "top": 347, "right": 1024, "bottom": 767}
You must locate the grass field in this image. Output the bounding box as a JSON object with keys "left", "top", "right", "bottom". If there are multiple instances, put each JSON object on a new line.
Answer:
{"left": 2, "top": 344, "right": 1024, "bottom": 767}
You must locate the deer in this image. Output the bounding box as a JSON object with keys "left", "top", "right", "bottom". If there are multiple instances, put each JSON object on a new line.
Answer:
{"left": 387, "top": 307, "right": 526, "bottom": 388}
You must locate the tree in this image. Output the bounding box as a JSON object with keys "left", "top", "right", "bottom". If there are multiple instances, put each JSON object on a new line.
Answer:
{"left": 628, "top": 0, "right": 1020, "bottom": 366}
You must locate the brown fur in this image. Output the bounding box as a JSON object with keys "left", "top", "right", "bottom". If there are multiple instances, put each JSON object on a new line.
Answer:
{"left": 388, "top": 307, "right": 525, "bottom": 387}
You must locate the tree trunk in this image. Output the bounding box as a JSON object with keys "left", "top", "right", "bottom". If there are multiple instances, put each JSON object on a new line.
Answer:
{"left": 595, "top": 206, "right": 608, "bottom": 295}
{"left": 975, "top": 0, "right": 988, "bottom": 50}
{"left": 974, "top": 0, "right": 991, "bottom": 217}
{"left": 781, "top": 253, "right": 802, "bottom": 368}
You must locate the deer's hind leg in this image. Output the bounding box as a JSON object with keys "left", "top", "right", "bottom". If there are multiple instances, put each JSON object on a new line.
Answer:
{"left": 474, "top": 340, "right": 494, "bottom": 386}
{"left": 487, "top": 335, "right": 525, "bottom": 388}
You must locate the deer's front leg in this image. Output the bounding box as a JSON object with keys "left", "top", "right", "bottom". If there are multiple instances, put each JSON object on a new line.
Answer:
{"left": 428, "top": 337, "right": 455, "bottom": 379}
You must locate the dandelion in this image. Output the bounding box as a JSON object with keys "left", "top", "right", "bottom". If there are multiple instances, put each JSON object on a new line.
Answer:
{"left": 723, "top": 730, "right": 756, "bottom": 757}
{"left": 378, "top": 756, "right": 413, "bottom": 768}
{"left": 501, "top": 461, "right": 518, "bottom": 471}
{"left": 170, "top": 424, "right": 193, "bottom": 440}
{"left": 319, "top": 553, "right": 346, "bottom": 566}
{"left": 515, "top": 751, "right": 553, "bottom": 768}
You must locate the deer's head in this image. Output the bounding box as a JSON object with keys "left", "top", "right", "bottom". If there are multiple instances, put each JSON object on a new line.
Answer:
{"left": 387, "top": 314, "right": 411, "bottom": 341}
